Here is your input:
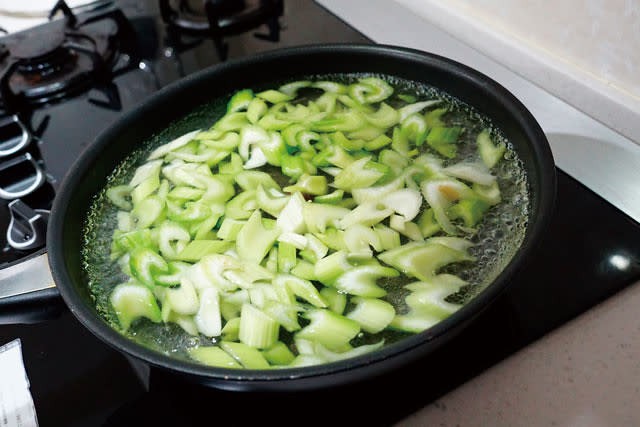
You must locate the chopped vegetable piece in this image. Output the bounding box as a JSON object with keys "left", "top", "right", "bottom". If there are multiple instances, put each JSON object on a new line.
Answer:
{"left": 235, "top": 170, "right": 280, "bottom": 191}
{"left": 449, "top": 198, "right": 490, "bottom": 227}
{"left": 220, "top": 341, "right": 270, "bottom": 369}
{"left": 331, "top": 265, "right": 398, "bottom": 297}
{"left": 236, "top": 210, "right": 281, "bottom": 264}
{"left": 221, "top": 317, "right": 241, "bottom": 341}
{"left": 398, "top": 100, "right": 441, "bottom": 122}
{"left": 303, "top": 203, "right": 350, "bottom": 234}
{"left": 277, "top": 192, "right": 306, "bottom": 233}
{"left": 283, "top": 174, "right": 328, "bottom": 195}
{"left": 225, "top": 191, "right": 256, "bottom": 220}
{"left": 401, "top": 113, "right": 428, "bottom": 146}
{"left": 424, "top": 107, "right": 447, "bottom": 128}
{"left": 351, "top": 176, "right": 404, "bottom": 204}
{"left": 262, "top": 300, "right": 302, "bottom": 332}
{"left": 312, "top": 80, "right": 348, "bottom": 94}
{"left": 131, "top": 195, "right": 164, "bottom": 228}
{"left": 279, "top": 80, "right": 311, "bottom": 97}
{"left": 218, "top": 218, "right": 246, "bottom": 241}
{"left": 194, "top": 287, "right": 222, "bottom": 337}
{"left": 473, "top": 181, "right": 502, "bottom": 206}
{"left": 246, "top": 98, "right": 268, "bottom": 124}
{"left": 405, "top": 274, "right": 466, "bottom": 316}
{"left": 378, "top": 242, "right": 473, "bottom": 282}
{"left": 256, "top": 185, "right": 290, "bottom": 217}
{"left": 364, "top": 134, "right": 392, "bottom": 151}
{"left": 215, "top": 112, "right": 249, "bottom": 132}
{"left": 157, "top": 221, "right": 190, "bottom": 260}
{"left": 344, "top": 224, "right": 382, "bottom": 257}
{"left": 339, "top": 201, "right": 394, "bottom": 229}
{"left": 346, "top": 297, "right": 395, "bottom": 333}
{"left": 166, "top": 278, "right": 200, "bottom": 315}
{"left": 148, "top": 131, "right": 200, "bottom": 161}
{"left": 349, "top": 77, "right": 394, "bottom": 104}
{"left": 110, "top": 282, "right": 162, "bottom": 330}
{"left": 106, "top": 185, "right": 132, "bottom": 210}
{"left": 262, "top": 341, "right": 296, "bottom": 366}
{"left": 389, "top": 215, "right": 423, "bottom": 241}
{"left": 188, "top": 347, "right": 241, "bottom": 368}
{"left": 420, "top": 179, "right": 474, "bottom": 235}
{"left": 443, "top": 162, "right": 496, "bottom": 186}
{"left": 389, "top": 312, "right": 442, "bottom": 333}
{"left": 364, "top": 102, "right": 399, "bottom": 128}
{"left": 477, "top": 129, "right": 506, "bottom": 168}
{"left": 129, "top": 248, "right": 168, "bottom": 287}
{"left": 380, "top": 188, "right": 422, "bottom": 221}
{"left": 256, "top": 89, "right": 293, "bottom": 104}
{"left": 296, "top": 309, "right": 360, "bottom": 351}
{"left": 320, "top": 287, "right": 347, "bottom": 315}
{"left": 273, "top": 275, "right": 326, "bottom": 308}
{"left": 227, "top": 89, "right": 253, "bottom": 113}
{"left": 315, "top": 340, "right": 385, "bottom": 362}
{"left": 391, "top": 126, "right": 410, "bottom": 156}
{"left": 374, "top": 224, "right": 401, "bottom": 250}
{"left": 259, "top": 132, "right": 287, "bottom": 166}
{"left": 239, "top": 304, "right": 280, "bottom": 349}
{"left": 426, "top": 127, "right": 461, "bottom": 158}
{"left": 277, "top": 241, "right": 297, "bottom": 273}
{"left": 314, "top": 189, "right": 344, "bottom": 204}
{"left": 314, "top": 250, "right": 351, "bottom": 285}
{"left": 333, "top": 157, "right": 385, "bottom": 191}
{"left": 417, "top": 208, "right": 442, "bottom": 237}
{"left": 175, "top": 240, "right": 233, "bottom": 262}
{"left": 398, "top": 94, "right": 416, "bottom": 103}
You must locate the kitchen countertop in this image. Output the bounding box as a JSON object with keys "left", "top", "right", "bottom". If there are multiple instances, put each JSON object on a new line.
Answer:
{"left": 316, "top": 0, "right": 640, "bottom": 424}
{"left": 398, "top": 278, "right": 640, "bottom": 426}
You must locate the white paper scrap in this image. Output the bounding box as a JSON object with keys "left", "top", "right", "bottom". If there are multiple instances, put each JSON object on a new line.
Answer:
{"left": 0, "top": 339, "right": 38, "bottom": 427}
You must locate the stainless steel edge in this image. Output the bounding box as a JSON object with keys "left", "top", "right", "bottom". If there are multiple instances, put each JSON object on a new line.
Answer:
{"left": 0, "top": 253, "right": 55, "bottom": 299}
{"left": 316, "top": 0, "right": 640, "bottom": 224}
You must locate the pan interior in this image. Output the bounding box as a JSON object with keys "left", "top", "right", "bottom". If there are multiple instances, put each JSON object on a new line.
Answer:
{"left": 80, "top": 72, "right": 529, "bottom": 364}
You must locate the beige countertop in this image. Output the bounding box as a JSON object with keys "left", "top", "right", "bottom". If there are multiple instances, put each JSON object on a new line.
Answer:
{"left": 398, "top": 280, "right": 640, "bottom": 426}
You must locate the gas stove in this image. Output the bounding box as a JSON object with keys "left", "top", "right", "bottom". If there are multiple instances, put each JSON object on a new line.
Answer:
{"left": 0, "top": 1, "right": 639, "bottom": 425}
{"left": 0, "top": 0, "right": 288, "bottom": 270}
{"left": 159, "top": 0, "right": 283, "bottom": 60}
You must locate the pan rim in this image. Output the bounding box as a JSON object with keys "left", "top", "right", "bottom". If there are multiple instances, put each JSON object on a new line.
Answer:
{"left": 48, "top": 43, "right": 556, "bottom": 388}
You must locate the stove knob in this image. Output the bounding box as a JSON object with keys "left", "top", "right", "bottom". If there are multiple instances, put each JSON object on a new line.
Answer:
{"left": 0, "top": 153, "right": 45, "bottom": 200}
{"left": 6, "top": 199, "right": 49, "bottom": 251}
{"left": 0, "top": 115, "right": 32, "bottom": 158}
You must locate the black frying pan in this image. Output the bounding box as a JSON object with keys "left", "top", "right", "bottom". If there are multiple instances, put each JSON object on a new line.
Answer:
{"left": 41, "top": 44, "right": 555, "bottom": 391}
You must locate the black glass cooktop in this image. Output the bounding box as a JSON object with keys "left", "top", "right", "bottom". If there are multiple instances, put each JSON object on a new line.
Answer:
{"left": 0, "top": 1, "right": 639, "bottom": 426}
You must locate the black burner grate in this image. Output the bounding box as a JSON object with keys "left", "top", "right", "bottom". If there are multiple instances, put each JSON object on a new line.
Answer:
{"left": 160, "top": 0, "right": 283, "bottom": 59}
{"left": 0, "top": 3, "right": 135, "bottom": 113}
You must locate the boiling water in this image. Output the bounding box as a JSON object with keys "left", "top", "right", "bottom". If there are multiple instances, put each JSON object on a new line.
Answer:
{"left": 81, "top": 74, "right": 529, "bottom": 359}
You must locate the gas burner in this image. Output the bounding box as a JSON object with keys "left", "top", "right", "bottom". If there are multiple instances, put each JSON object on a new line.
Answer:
{"left": 0, "top": 3, "right": 135, "bottom": 113}
{"left": 11, "top": 31, "right": 76, "bottom": 76}
{"left": 160, "top": 0, "right": 284, "bottom": 60}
